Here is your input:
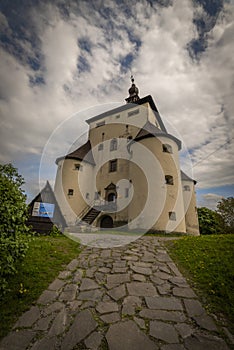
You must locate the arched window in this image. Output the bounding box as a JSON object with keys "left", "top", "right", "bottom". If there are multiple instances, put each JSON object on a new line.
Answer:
{"left": 110, "top": 138, "right": 117, "bottom": 151}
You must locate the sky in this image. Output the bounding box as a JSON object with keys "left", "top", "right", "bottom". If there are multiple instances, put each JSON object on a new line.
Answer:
{"left": 0, "top": 0, "right": 233, "bottom": 210}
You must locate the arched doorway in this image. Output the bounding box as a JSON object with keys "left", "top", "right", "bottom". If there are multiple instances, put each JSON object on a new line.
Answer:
{"left": 100, "top": 215, "right": 113, "bottom": 228}
{"left": 107, "top": 192, "right": 116, "bottom": 202}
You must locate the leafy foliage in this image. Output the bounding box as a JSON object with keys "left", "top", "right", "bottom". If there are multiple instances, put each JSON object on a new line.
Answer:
{"left": 197, "top": 207, "right": 224, "bottom": 235}
{"left": 216, "top": 197, "right": 234, "bottom": 233}
{"left": 0, "top": 164, "right": 32, "bottom": 295}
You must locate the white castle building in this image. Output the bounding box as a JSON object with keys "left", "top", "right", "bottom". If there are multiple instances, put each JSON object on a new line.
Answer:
{"left": 54, "top": 78, "right": 200, "bottom": 235}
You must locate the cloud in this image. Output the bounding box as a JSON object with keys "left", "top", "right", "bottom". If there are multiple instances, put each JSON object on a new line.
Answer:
{"left": 199, "top": 193, "right": 224, "bottom": 210}
{"left": 0, "top": 0, "right": 233, "bottom": 201}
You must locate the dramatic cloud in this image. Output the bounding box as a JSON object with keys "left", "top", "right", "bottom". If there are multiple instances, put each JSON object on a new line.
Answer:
{"left": 0, "top": 0, "right": 233, "bottom": 203}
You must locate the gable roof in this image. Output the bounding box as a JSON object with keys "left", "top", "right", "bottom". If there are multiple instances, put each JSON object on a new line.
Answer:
{"left": 56, "top": 140, "right": 95, "bottom": 165}
{"left": 86, "top": 95, "right": 167, "bottom": 132}
{"left": 133, "top": 121, "right": 182, "bottom": 150}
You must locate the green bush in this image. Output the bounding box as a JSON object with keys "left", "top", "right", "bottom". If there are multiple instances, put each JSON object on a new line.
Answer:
{"left": 0, "top": 164, "right": 32, "bottom": 295}
{"left": 197, "top": 207, "right": 224, "bottom": 235}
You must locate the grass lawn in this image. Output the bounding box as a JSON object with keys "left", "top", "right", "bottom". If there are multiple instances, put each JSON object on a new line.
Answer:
{"left": 165, "top": 234, "right": 234, "bottom": 331}
{"left": 0, "top": 235, "right": 81, "bottom": 340}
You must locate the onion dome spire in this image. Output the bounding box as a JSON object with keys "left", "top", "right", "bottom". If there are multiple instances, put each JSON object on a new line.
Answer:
{"left": 125, "top": 75, "right": 140, "bottom": 103}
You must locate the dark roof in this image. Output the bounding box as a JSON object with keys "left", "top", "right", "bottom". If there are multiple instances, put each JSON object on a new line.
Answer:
{"left": 56, "top": 140, "right": 95, "bottom": 165}
{"left": 181, "top": 170, "right": 197, "bottom": 184}
{"left": 86, "top": 95, "right": 167, "bottom": 132}
{"left": 28, "top": 181, "right": 66, "bottom": 227}
{"left": 133, "top": 121, "right": 182, "bottom": 150}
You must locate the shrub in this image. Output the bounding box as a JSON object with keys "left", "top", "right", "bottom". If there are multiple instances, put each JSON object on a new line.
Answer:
{"left": 0, "top": 164, "right": 32, "bottom": 295}
{"left": 197, "top": 207, "right": 224, "bottom": 235}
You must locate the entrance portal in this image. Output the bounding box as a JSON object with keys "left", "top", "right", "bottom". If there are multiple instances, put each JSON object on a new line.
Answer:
{"left": 107, "top": 192, "right": 116, "bottom": 202}
{"left": 100, "top": 215, "right": 113, "bottom": 228}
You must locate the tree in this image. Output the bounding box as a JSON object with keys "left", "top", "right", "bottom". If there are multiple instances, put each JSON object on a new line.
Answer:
{"left": 197, "top": 207, "right": 224, "bottom": 235}
{"left": 216, "top": 197, "right": 234, "bottom": 233}
{"left": 0, "top": 164, "right": 32, "bottom": 295}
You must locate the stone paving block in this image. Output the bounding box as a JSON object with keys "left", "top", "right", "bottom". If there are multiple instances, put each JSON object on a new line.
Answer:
{"left": 106, "top": 273, "right": 130, "bottom": 288}
{"left": 122, "top": 255, "right": 139, "bottom": 261}
{"left": 131, "top": 265, "right": 152, "bottom": 275}
{"left": 156, "top": 252, "right": 173, "bottom": 262}
{"left": 61, "top": 309, "right": 97, "bottom": 350}
{"left": 153, "top": 271, "right": 172, "bottom": 280}
{"left": 169, "top": 276, "right": 187, "bottom": 287}
{"left": 145, "top": 296, "right": 183, "bottom": 311}
{"left": 133, "top": 273, "right": 146, "bottom": 282}
{"left": 43, "top": 301, "right": 64, "bottom": 315}
{"left": 193, "top": 314, "right": 218, "bottom": 331}
{"left": 0, "top": 330, "right": 36, "bottom": 350}
{"left": 48, "top": 308, "right": 68, "bottom": 336}
{"left": 66, "top": 258, "right": 79, "bottom": 271}
{"left": 142, "top": 252, "right": 156, "bottom": 262}
{"left": 133, "top": 261, "right": 152, "bottom": 268}
{"left": 80, "top": 300, "right": 96, "bottom": 309}
{"left": 14, "top": 306, "right": 40, "bottom": 328}
{"left": 96, "top": 301, "right": 119, "bottom": 314}
{"left": 108, "top": 284, "right": 126, "bottom": 301}
{"left": 58, "top": 270, "right": 72, "bottom": 279}
{"left": 78, "top": 289, "right": 103, "bottom": 301}
{"left": 167, "top": 262, "right": 183, "bottom": 277}
{"left": 150, "top": 320, "right": 179, "bottom": 343}
{"left": 159, "top": 265, "right": 171, "bottom": 274}
{"left": 161, "top": 345, "right": 186, "bottom": 350}
{"left": 172, "top": 287, "right": 197, "bottom": 298}
{"left": 106, "top": 320, "right": 158, "bottom": 350}
{"left": 94, "top": 271, "right": 105, "bottom": 283}
{"left": 30, "top": 336, "right": 58, "bottom": 350}
{"left": 122, "top": 296, "right": 142, "bottom": 315}
{"left": 72, "top": 269, "right": 83, "bottom": 282}
{"left": 150, "top": 275, "right": 165, "bottom": 285}
{"left": 84, "top": 331, "right": 103, "bottom": 349}
{"left": 67, "top": 300, "right": 82, "bottom": 312}
{"left": 59, "top": 283, "right": 78, "bottom": 301}
{"left": 80, "top": 278, "right": 99, "bottom": 291}
{"left": 99, "top": 267, "right": 111, "bottom": 273}
{"left": 34, "top": 314, "right": 54, "bottom": 331}
{"left": 183, "top": 299, "right": 205, "bottom": 317}
{"left": 100, "top": 312, "right": 121, "bottom": 323}
{"left": 175, "top": 323, "right": 194, "bottom": 338}
{"left": 139, "top": 309, "right": 187, "bottom": 322}
{"left": 127, "top": 282, "right": 157, "bottom": 296}
{"left": 157, "top": 283, "right": 171, "bottom": 295}
{"left": 37, "top": 290, "right": 58, "bottom": 305}
{"left": 184, "top": 333, "right": 229, "bottom": 350}
{"left": 134, "top": 316, "right": 146, "bottom": 329}
{"left": 48, "top": 278, "right": 66, "bottom": 291}
{"left": 112, "top": 267, "right": 128, "bottom": 273}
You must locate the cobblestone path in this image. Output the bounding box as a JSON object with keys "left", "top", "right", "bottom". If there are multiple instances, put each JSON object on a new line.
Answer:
{"left": 0, "top": 236, "right": 231, "bottom": 350}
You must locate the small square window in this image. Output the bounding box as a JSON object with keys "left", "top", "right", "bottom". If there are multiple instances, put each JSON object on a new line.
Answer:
{"left": 125, "top": 188, "right": 129, "bottom": 198}
{"left": 169, "top": 211, "right": 176, "bottom": 221}
{"left": 86, "top": 193, "right": 89, "bottom": 199}
{"left": 110, "top": 138, "right": 117, "bottom": 151}
{"left": 128, "top": 108, "right": 139, "bottom": 117}
{"left": 183, "top": 185, "right": 190, "bottom": 191}
{"left": 109, "top": 159, "right": 117, "bottom": 172}
{"left": 165, "top": 175, "right": 174, "bottom": 185}
{"left": 68, "top": 189, "right": 74, "bottom": 196}
{"left": 163, "top": 144, "right": 173, "bottom": 153}
{"left": 115, "top": 114, "right": 120, "bottom": 119}
{"left": 74, "top": 164, "right": 82, "bottom": 170}
{"left": 98, "top": 143, "right": 103, "bottom": 151}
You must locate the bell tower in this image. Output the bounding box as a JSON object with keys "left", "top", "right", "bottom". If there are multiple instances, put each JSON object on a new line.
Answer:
{"left": 125, "top": 75, "right": 140, "bottom": 103}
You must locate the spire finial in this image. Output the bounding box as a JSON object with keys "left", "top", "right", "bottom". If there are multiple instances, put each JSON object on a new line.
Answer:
{"left": 125, "top": 75, "right": 140, "bottom": 103}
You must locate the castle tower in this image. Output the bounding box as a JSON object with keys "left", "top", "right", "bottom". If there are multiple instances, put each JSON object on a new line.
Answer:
{"left": 54, "top": 78, "right": 200, "bottom": 235}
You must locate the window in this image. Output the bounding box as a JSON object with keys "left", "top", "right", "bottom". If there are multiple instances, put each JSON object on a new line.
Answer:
{"left": 163, "top": 144, "right": 173, "bottom": 153}
{"left": 68, "top": 189, "right": 74, "bottom": 196}
{"left": 128, "top": 108, "right": 139, "bottom": 117}
{"left": 115, "top": 114, "right": 120, "bottom": 119}
{"left": 94, "top": 191, "right": 100, "bottom": 200}
{"left": 98, "top": 143, "right": 103, "bottom": 151}
{"left": 169, "top": 211, "right": 176, "bottom": 221}
{"left": 110, "top": 138, "right": 118, "bottom": 151}
{"left": 125, "top": 188, "right": 129, "bottom": 198}
{"left": 183, "top": 185, "right": 190, "bottom": 191}
{"left": 165, "top": 175, "right": 174, "bottom": 185}
{"left": 74, "top": 163, "right": 82, "bottom": 170}
{"left": 127, "top": 136, "right": 133, "bottom": 141}
{"left": 109, "top": 159, "right": 117, "bottom": 172}
{"left": 96, "top": 121, "right": 105, "bottom": 127}
{"left": 86, "top": 193, "right": 89, "bottom": 199}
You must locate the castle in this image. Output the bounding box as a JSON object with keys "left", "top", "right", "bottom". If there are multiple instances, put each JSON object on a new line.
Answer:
{"left": 54, "top": 78, "right": 200, "bottom": 235}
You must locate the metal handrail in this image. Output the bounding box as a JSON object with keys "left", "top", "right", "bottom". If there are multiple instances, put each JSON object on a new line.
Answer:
{"left": 76, "top": 200, "right": 96, "bottom": 224}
